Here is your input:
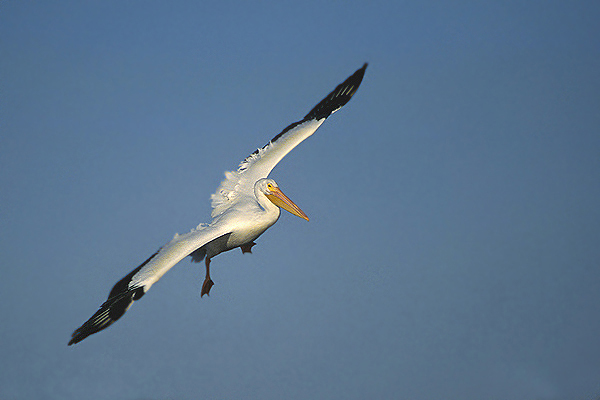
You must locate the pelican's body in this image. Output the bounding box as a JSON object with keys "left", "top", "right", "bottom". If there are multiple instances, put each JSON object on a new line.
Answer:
{"left": 69, "top": 64, "right": 367, "bottom": 345}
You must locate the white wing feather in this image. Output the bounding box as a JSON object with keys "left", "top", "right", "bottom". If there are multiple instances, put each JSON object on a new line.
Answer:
{"left": 128, "top": 222, "right": 231, "bottom": 291}
{"left": 210, "top": 118, "right": 324, "bottom": 217}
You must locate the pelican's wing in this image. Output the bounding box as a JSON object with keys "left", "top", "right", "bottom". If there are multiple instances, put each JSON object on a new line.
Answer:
{"left": 68, "top": 222, "right": 230, "bottom": 345}
{"left": 211, "top": 63, "right": 367, "bottom": 217}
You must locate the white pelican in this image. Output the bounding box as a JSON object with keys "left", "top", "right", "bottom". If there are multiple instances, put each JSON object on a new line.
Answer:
{"left": 68, "top": 63, "right": 367, "bottom": 345}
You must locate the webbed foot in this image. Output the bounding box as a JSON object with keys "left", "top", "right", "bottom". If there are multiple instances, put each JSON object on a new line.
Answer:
{"left": 202, "top": 257, "right": 214, "bottom": 297}
{"left": 201, "top": 277, "right": 214, "bottom": 297}
{"left": 240, "top": 242, "right": 257, "bottom": 254}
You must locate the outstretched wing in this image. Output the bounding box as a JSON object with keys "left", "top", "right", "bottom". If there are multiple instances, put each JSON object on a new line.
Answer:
{"left": 211, "top": 63, "right": 368, "bottom": 218}
{"left": 68, "top": 223, "right": 230, "bottom": 345}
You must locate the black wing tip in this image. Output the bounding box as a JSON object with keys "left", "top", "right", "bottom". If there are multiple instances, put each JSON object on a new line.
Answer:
{"left": 68, "top": 252, "right": 157, "bottom": 346}
{"left": 68, "top": 288, "right": 144, "bottom": 346}
{"left": 68, "top": 304, "right": 115, "bottom": 346}
{"left": 304, "top": 62, "right": 368, "bottom": 121}
{"left": 68, "top": 294, "right": 127, "bottom": 346}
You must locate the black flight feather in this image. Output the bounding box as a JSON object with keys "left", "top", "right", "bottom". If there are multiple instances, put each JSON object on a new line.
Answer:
{"left": 68, "top": 251, "right": 158, "bottom": 345}
{"left": 254, "top": 63, "right": 368, "bottom": 154}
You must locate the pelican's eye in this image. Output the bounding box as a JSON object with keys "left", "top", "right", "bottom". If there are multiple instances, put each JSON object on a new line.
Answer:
{"left": 266, "top": 183, "right": 274, "bottom": 191}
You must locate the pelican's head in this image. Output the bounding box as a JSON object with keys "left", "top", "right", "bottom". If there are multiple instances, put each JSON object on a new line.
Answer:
{"left": 257, "top": 178, "right": 309, "bottom": 221}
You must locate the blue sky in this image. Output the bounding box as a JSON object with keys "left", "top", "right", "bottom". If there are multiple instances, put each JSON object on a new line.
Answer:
{"left": 1, "top": 1, "right": 600, "bottom": 399}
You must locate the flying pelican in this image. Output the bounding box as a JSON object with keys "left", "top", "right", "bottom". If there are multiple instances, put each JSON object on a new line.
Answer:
{"left": 68, "top": 63, "right": 367, "bottom": 345}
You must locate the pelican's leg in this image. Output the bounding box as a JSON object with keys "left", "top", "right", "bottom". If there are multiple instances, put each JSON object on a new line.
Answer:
{"left": 201, "top": 257, "right": 214, "bottom": 297}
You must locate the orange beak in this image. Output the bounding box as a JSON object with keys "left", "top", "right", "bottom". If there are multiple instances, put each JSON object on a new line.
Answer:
{"left": 266, "top": 187, "right": 309, "bottom": 221}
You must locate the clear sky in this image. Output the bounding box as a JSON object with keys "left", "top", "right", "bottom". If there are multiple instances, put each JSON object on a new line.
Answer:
{"left": 1, "top": 1, "right": 599, "bottom": 399}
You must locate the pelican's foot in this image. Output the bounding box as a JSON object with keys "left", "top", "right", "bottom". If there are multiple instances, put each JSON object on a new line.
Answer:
{"left": 240, "top": 242, "right": 256, "bottom": 254}
{"left": 201, "top": 277, "right": 214, "bottom": 297}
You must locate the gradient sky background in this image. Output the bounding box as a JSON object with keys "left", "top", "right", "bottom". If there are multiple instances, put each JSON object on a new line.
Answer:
{"left": 2, "top": 1, "right": 600, "bottom": 399}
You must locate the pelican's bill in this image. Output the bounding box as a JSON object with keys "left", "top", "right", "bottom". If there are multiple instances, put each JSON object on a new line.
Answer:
{"left": 266, "top": 188, "right": 309, "bottom": 221}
